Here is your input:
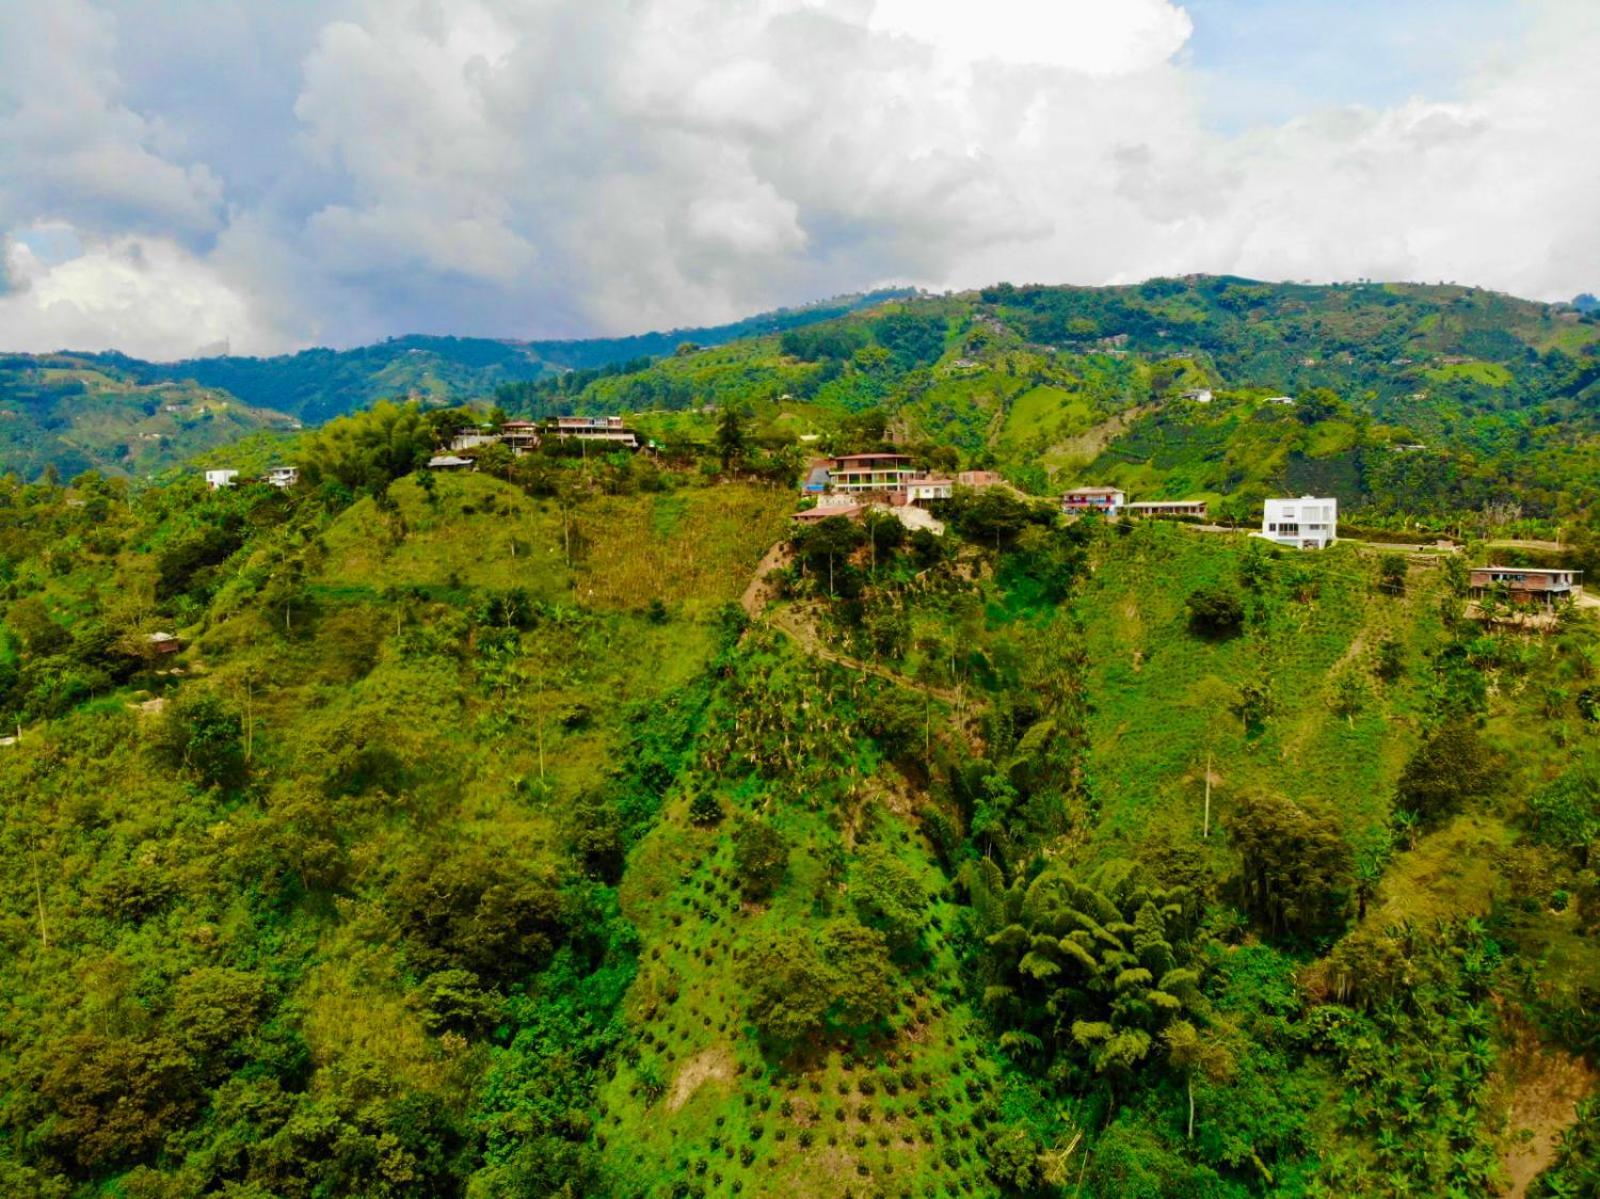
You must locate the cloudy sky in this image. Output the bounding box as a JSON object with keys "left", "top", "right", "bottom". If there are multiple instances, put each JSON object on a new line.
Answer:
{"left": 0, "top": 0, "right": 1595, "bottom": 360}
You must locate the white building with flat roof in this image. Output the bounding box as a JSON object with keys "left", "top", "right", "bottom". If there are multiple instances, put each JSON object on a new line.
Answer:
{"left": 1259, "top": 496, "right": 1338, "bottom": 550}
{"left": 205, "top": 469, "right": 238, "bottom": 490}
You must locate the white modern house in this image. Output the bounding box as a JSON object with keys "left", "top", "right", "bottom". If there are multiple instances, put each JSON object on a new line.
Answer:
{"left": 205, "top": 469, "right": 238, "bottom": 490}
{"left": 263, "top": 466, "right": 299, "bottom": 488}
{"left": 1259, "top": 496, "right": 1338, "bottom": 550}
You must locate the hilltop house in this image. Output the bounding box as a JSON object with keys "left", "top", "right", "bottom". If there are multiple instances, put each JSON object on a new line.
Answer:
{"left": 957, "top": 470, "right": 1004, "bottom": 488}
{"left": 501, "top": 420, "right": 541, "bottom": 454}
{"left": 427, "top": 455, "right": 475, "bottom": 471}
{"left": 906, "top": 477, "right": 954, "bottom": 504}
{"left": 1469, "top": 566, "right": 1583, "bottom": 608}
{"left": 550, "top": 416, "right": 639, "bottom": 448}
{"left": 1264, "top": 395, "right": 1296, "bottom": 406}
{"left": 1127, "top": 499, "right": 1208, "bottom": 519}
{"left": 449, "top": 428, "right": 501, "bottom": 452}
{"left": 1062, "top": 487, "right": 1126, "bottom": 516}
{"left": 205, "top": 469, "right": 238, "bottom": 490}
{"left": 1259, "top": 496, "right": 1338, "bottom": 549}
{"left": 1180, "top": 388, "right": 1213, "bottom": 404}
{"left": 263, "top": 466, "right": 299, "bottom": 488}
{"left": 827, "top": 453, "right": 919, "bottom": 494}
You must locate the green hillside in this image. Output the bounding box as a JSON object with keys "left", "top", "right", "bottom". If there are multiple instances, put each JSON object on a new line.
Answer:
{"left": 498, "top": 279, "right": 1600, "bottom": 533}
{"left": 0, "top": 355, "right": 300, "bottom": 481}
{"left": 1, "top": 413, "right": 1596, "bottom": 1197}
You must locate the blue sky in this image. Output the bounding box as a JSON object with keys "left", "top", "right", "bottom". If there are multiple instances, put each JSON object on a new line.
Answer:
{"left": 1185, "top": 0, "right": 1530, "bottom": 129}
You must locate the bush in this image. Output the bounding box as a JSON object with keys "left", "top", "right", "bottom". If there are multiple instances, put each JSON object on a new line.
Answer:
{"left": 1396, "top": 719, "right": 1501, "bottom": 825}
{"left": 732, "top": 817, "right": 789, "bottom": 901}
{"left": 1186, "top": 585, "right": 1245, "bottom": 638}
{"left": 151, "top": 690, "right": 247, "bottom": 791}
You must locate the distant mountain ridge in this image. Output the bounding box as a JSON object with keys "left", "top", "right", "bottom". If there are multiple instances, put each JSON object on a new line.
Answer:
{"left": 0, "top": 289, "right": 913, "bottom": 479}
{"left": 103, "top": 288, "right": 918, "bottom": 424}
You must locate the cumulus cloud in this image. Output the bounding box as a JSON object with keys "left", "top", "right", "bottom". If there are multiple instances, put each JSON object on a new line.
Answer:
{"left": 0, "top": 232, "right": 282, "bottom": 359}
{"left": 0, "top": 0, "right": 1595, "bottom": 359}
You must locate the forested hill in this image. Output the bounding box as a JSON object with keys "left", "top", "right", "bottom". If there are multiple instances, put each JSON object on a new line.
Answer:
{"left": 1, "top": 427, "right": 1598, "bottom": 1196}
{"left": 0, "top": 290, "right": 912, "bottom": 480}
{"left": 97, "top": 289, "right": 915, "bottom": 425}
{"left": 508, "top": 277, "right": 1600, "bottom": 531}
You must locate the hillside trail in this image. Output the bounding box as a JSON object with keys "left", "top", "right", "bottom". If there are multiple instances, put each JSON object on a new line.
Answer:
{"left": 740, "top": 539, "right": 970, "bottom": 710}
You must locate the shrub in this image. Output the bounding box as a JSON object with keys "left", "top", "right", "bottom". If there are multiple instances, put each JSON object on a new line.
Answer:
{"left": 1186, "top": 585, "right": 1245, "bottom": 638}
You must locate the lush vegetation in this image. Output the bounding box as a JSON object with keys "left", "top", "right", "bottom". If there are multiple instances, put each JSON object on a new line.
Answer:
{"left": 1, "top": 277, "right": 1599, "bottom": 1196}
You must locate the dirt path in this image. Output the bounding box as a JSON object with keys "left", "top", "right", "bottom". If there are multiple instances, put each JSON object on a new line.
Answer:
{"left": 740, "top": 540, "right": 791, "bottom": 619}
{"left": 740, "top": 540, "right": 973, "bottom": 708}
{"left": 769, "top": 603, "right": 968, "bottom": 707}
{"left": 1499, "top": 1032, "right": 1597, "bottom": 1197}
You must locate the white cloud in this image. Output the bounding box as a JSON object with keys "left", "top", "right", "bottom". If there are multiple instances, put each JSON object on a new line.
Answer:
{"left": 0, "top": 232, "right": 286, "bottom": 359}
{"left": 0, "top": 0, "right": 1595, "bottom": 359}
{"left": 868, "top": 0, "right": 1193, "bottom": 73}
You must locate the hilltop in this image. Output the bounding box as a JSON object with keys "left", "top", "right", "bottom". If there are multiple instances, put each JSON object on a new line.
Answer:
{"left": 7, "top": 279, "right": 1599, "bottom": 517}
{"left": 0, "top": 418, "right": 1596, "bottom": 1197}
{"left": 497, "top": 278, "right": 1600, "bottom": 533}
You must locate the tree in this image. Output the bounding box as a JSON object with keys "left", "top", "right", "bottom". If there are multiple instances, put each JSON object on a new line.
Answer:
{"left": 1396, "top": 719, "right": 1500, "bottom": 825}
{"left": 1187, "top": 585, "right": 1245, "bottom": 638}
{"left": 1378, "top": 554, "right": 1408, "bottom": 596}
{"left": 792, "top": 516, "right": 865, "bottom": 596}
{"left": 152, "top": 690, "right": 247, "bottom": 791}
{"left": 1164, "top": 1019, "right": 1235, "bottom": 1141}
{"left": 850, "top": 844, "right": 927, "bottom": 954}
{"left": 1230, "top": 790, "right": 1353, "bottom": 940}
{"left": 1374, "top": 637, "right": 1405, "bottom": 683}
{"left": 964, "top": 857, "right": 1203, "bottom": 1088}
{"left": 715, "top": 404, "right": 748, "bottom": 471}
{"left": 1527, "top": 768, "right": 1599, "bottom": 866}
{"left": 732, "top": 816, "right": 789, "bottom": 901}
{"left": 741, "top": 920, "right": 894, "bottom": 1045}
{"left": 817, "top": 919, "right": 895, "bottom": 1031}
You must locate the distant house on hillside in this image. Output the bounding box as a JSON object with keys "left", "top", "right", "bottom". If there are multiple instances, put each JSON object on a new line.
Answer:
{"left": 828, "top": 453, "right": 919, "bottom": 494}
{"left": 145, "top": 632, "right": 182, "bottom": 656}
{"left": 501, "top": 420, "right": 541, "bottom": 454}
{"left": 1062, "top": 487, "right": 1126, "bottom": 516}
{"left": 1180, "top": 388, "right": 1213, "bottom": 404}
{"left": 550, "top": 416, "right": 638, "bottom": 448}
{"left": 1127, "top": 499, "right": 1207, "bottom": 519}
{"left": 793, "top": 492, "right": 864, "bottom": 524}
{"left": 1258, "top": 496, "right": 1338, "bottom": 550}
{"left": 204, "top": 469, "right": 238, "bottom": 490}
{"left": 906, "top": 478, "right": 953, "bottom": 504}
{"left": 262, "top": 466, "right": 298, "bottom": 488}
{"left": 957, "top": 470, "right": 1004, "bottom": 488}
{"left": 1469, "top": 566, "right": 1583, "bottom": 609}
{"left": 427, "top": 455, "right": 475, "bottom": 471}
{"left": 1263, "top": 395, "right": 1296, "bottom": 406}
{"left": 450, "top": 428, "right": 502, "bottom": 452}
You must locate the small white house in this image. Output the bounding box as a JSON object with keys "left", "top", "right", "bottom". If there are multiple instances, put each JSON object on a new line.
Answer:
{"left": 205, "top": 469, "right": 238, "bottom": 490}
{"left": 1181, "top": 388, "right": 1213, "bottom": 404}
{"left": 263, "top": 466, "right": 299, "bottom": 488}
{"left": 1264, "top": 395, "right": 1296, "bottom": 406}
{"left": 1259, "top": 496, "right": 1338, "bottom": 550}
{"left": 906, "top": 478, "right": 954, "bottom": 503}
